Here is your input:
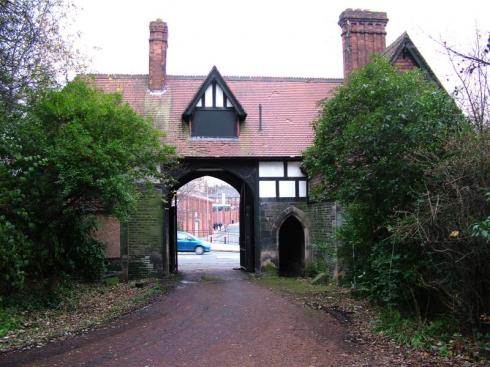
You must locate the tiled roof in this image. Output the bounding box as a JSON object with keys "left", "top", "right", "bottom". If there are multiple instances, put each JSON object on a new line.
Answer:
{"left": 94, "top": 74, "right": 342, "bottom": 158}
{"left": 383, "top": 32, "right": 408, "bottom": 61}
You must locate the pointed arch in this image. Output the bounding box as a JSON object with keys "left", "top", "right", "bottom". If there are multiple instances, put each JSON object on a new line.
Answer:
{"left": 272, "top": 206, "right": 310, "bottom": 276}
{"left": 278, "top": 216, "right": 304, "bottom": 276}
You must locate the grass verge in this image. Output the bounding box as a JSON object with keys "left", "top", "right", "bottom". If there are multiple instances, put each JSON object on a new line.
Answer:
{"left": 0, "top": 277, "right": 176, "bottom": 353}
{"left": 254, "top": 273, "right": 329, "bottom": 294}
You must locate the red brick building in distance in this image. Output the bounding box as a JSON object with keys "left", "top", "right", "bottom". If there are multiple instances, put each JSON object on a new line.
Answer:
{"left": 94, "top": 9, "right": 440, "bottom": 278}
{"left": 177, "top": 183, "right": 239, "bottom": 238}
{"left": 176, "top": 193, "right": 212, "bottom": 237}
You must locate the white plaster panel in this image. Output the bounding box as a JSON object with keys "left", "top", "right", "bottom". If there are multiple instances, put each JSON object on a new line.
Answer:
{"left": 259, "top": 162, "right": 284, "bottom": 177}
{"left": 204, "top": 84, "right": 213, "bottom": 107}
{"left": 279, "top": 181, "right": 295, "bottom": 197}
{"left": 215, "top": 84, "right": 224, "bottom": 107}
{"left": 298, "top": 180, "right": 307, "bottom": 197}
{"left": 287, "top": 162, "right": 305, "bottom": 177}
{"left": 259, "top": 180, "right": 276, "bottom": 198}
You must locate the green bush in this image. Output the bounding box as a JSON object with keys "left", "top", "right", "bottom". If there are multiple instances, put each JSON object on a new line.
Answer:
{"left": 394, "top": 129, "right": 490, "bottom": 326}
{"left": 0, "top": 218, "right": 31, "bottom": 295}
{"left": 0, "top": 308, "right": 24, "bottom": 338}
{"left": 472, "top": 193, "right": 490, "bottom": 243}
{"left": 305, "top": 56, "right": 462, "bottom": 307}
{"left": 0, "top": 79, "right": 175, "bottom": 294}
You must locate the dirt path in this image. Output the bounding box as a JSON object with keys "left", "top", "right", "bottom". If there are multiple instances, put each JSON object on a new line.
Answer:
{"left": 0, "top": 270, "right": 358, "bottom": 367}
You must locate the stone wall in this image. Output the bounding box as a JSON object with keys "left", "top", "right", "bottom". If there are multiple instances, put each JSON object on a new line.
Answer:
{"left": 126, "top": 187, "right": 164, "bottom": 278}
{"left": 100, "top": 188, "right": 340, "bottom": 279}
{"left": 258, "top": 200, "right": 307, "bottom": 269}
{"left": 258, "top": 199, "right": 339, "bottom": 275}
{"left": 308, "top": 201, "right": 342, "bottom": 277}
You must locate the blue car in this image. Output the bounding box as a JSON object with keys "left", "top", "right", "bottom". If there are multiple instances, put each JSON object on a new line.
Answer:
{"left": 177, "top": 231, "right": 211, "bottom": 255}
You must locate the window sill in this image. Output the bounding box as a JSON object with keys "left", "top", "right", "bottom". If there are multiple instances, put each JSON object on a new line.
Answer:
{"left": 190, "top": 137, "right": 239, "bottom": 141}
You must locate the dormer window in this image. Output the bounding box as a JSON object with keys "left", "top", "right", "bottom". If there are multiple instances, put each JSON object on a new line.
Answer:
{"left": 182, "top": 66, "right": 246, "bottom": 139}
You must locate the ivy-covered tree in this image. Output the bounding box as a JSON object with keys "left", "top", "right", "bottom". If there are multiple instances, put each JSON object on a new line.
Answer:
{"left": 0, "top": 79, "right": 175, "bottom": 293}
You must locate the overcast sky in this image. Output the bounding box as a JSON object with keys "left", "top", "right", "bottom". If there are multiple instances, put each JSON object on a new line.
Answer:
{"left": 72, "top": 0, "right": 488, "bottom": 88}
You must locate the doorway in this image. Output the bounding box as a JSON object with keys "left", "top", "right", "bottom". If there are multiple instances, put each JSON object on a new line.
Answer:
{"left": 278, "top": 216, "right": 305, "bottom": 276}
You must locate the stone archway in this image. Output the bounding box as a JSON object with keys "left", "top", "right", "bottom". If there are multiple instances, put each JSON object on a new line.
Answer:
{"left": 164, "top": 163, "right": 257, "bottom": 274}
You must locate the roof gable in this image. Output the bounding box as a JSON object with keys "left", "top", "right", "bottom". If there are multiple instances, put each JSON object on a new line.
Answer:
{"left": 384, "top": 32, "right": 442, "bottom": 87}
{"left": 182, "top": 66, "right": 247, "bottom": 122}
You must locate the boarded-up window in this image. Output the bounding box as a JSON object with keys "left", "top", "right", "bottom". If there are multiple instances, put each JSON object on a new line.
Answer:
{"left": 94, "top": 215, "right": 120, "bottom": 258}
{"left": 192, "top": 110, "right": 237, "bottom": 138}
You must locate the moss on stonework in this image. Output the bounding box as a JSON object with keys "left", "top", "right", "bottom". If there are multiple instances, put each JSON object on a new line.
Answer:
{"left": 143, "top": 89, "right": 172, "bottom": 132}
{"left": 127, "top": 188, "right": 164, "bottom": 279}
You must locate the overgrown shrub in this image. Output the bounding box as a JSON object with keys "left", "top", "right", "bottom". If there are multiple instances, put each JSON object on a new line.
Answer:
{"left": 305, "top": 241, "right": 336, "bottom": 277}
{"left": 394, "top": 129, "right": 490, "bottom": 326}
{"left": 303, "top": 57, "right": 490, "bottom": 329}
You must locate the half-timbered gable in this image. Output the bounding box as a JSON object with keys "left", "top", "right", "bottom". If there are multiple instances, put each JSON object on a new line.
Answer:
{"left": 182, "top": 66, "right": 246, "bottom": 139}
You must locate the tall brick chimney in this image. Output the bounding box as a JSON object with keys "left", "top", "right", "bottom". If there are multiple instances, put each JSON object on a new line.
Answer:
{"left": 338, "top": 9, "right": 388, "bottom": 79}
{"left": 149, "top": 19, "right": 168, "bottom": 91}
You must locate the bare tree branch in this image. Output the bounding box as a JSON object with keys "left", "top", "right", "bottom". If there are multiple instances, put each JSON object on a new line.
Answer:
{"left": 441, "top": 30, "right": 490, "bottom": 131}
{"left": 0, "top": 0, "right": 85, "bottom": 111}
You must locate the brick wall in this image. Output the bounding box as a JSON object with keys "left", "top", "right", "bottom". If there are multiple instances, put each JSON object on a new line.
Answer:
{"left": 393, "top": 54, "right": 417, "bottom": 72}
{"left": 177, "top": 193, "right": 213, "bottom": 237}
{"left": 211, "top": 196, "right": 240, "bottom": 228}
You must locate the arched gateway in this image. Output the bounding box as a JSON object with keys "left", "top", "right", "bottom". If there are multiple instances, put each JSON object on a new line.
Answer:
{"left": 168, "top": 165, "right": 256, "bottom": 273}
{"left": 93, "top": 10, "right": 440, "bottom": 278}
